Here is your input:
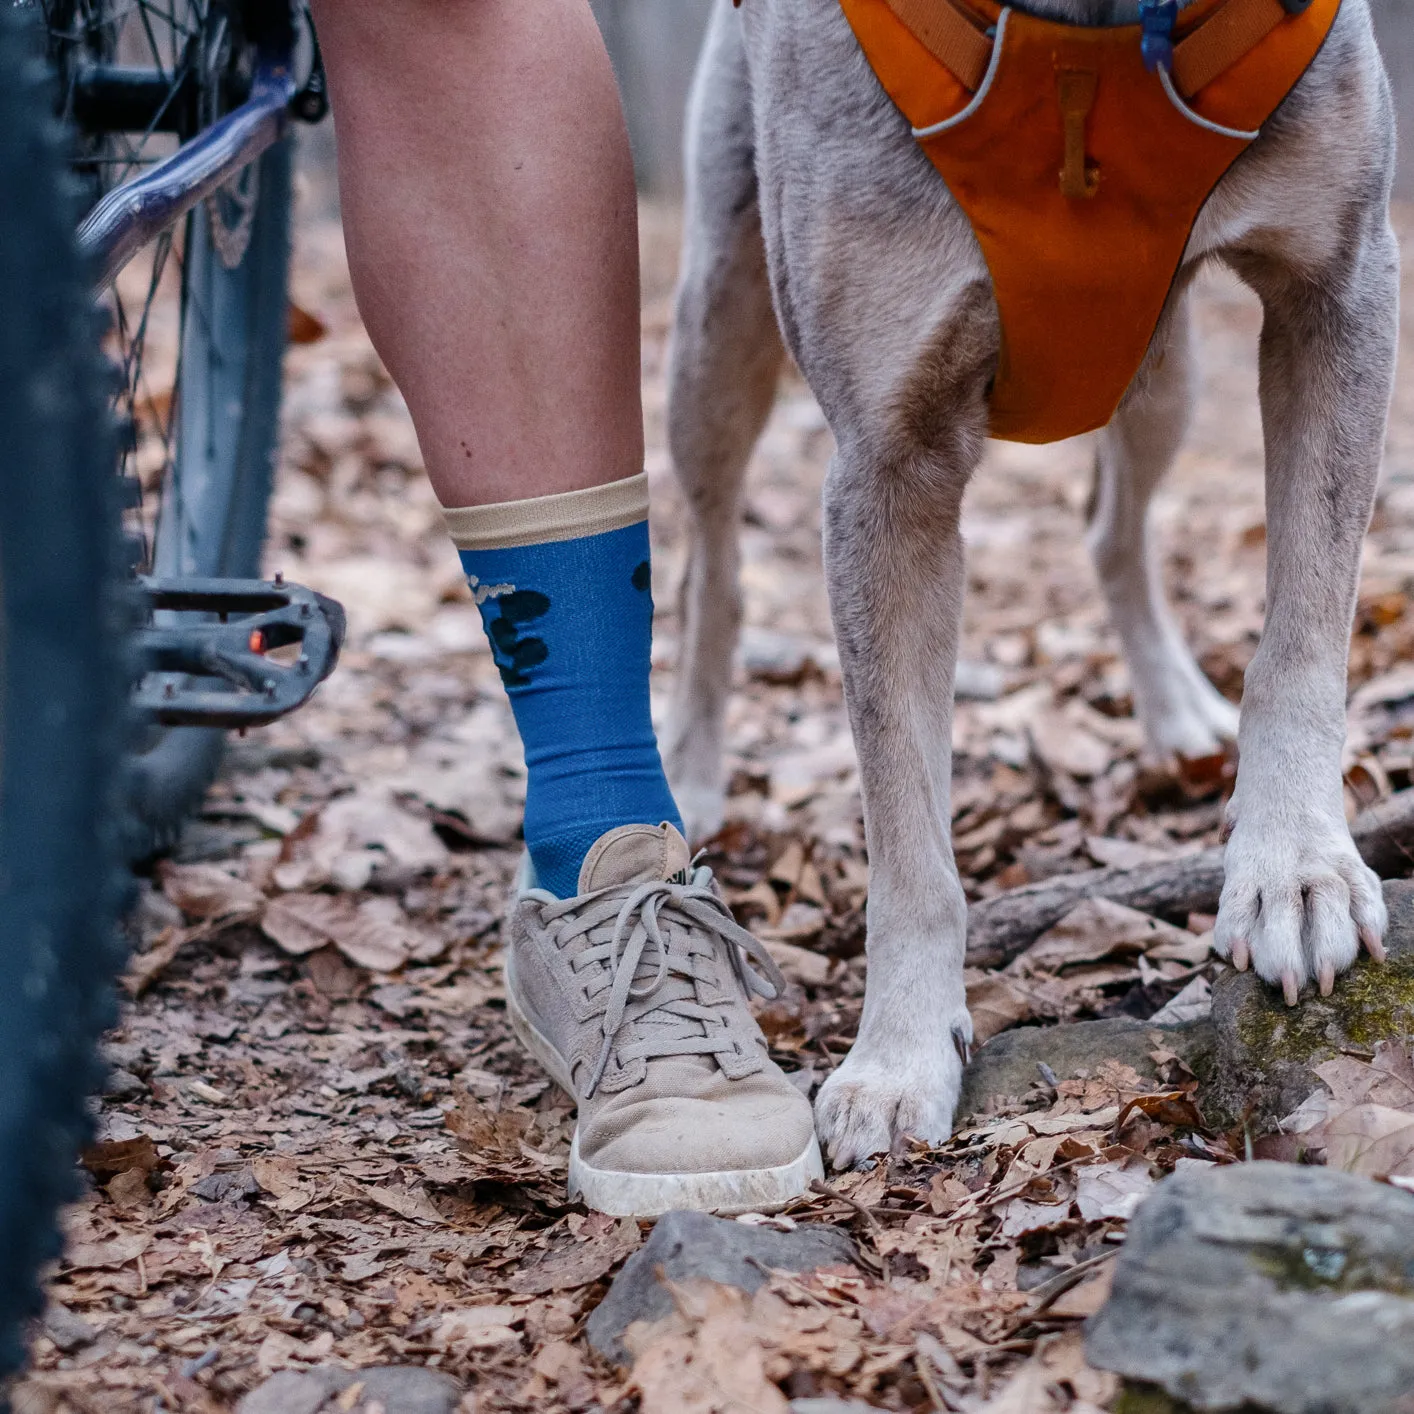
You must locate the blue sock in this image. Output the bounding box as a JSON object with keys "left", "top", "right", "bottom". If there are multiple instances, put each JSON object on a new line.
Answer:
{"left": 444, "top": 474, "right": 683, "bottom": 897}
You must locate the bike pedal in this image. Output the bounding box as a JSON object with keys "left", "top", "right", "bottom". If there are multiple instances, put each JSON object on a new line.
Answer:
{"left": 131, "top": 575, "right": 344, "bottom": 728}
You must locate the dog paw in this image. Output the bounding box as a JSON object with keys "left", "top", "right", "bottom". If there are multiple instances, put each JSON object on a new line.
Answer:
{"left": 815, "top": 1017, "right": 971, "bottom": 1170}
{"left": 1214, "top": 815, "right": 1387, "bottom": 1002}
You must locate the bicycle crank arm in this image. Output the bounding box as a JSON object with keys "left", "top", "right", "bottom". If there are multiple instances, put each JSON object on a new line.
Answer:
{"left": 132, "top": 576, "right": 344, "bottom": 728}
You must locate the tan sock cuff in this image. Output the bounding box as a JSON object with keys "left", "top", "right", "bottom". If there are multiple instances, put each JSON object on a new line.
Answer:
{"left": 441, "top": 472, "right": 649, "bottom": 552}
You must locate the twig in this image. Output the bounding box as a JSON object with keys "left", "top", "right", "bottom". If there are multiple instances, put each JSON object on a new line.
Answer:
{"left": 940, "top": 1148, "right": 1119, "bottom": 1229}
{"left": 914, "top": 1350, "right": 947, "bottom": 1412}
{"left": 808, "top": 1178, "right": 883, "bottom": 1233}
{"left": 1016, "top": 1248, "right": 1115, "bottom": 1320}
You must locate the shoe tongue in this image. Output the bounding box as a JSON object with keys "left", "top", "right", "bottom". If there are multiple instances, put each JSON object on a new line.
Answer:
{"left": 577, "top": 822, "right": 692, "bottom": 893}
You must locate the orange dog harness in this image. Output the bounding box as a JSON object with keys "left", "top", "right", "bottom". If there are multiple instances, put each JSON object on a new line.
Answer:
{"left": 835, "top": 0, "right": 1343, "bottom": 441}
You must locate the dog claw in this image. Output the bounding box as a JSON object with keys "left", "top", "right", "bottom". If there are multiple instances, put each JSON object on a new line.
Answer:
{"left": 1230, "top": 938, "right": 1249, "bottom": 972}
{"left": 1282, "top": 971, "right": 1300, "bottom": 1007}
{"left": 1318, "top": 962, "right": 1335, "bottom": 997}
{"left": 1363, "top": 927, "right": 1387, "bottom": 963}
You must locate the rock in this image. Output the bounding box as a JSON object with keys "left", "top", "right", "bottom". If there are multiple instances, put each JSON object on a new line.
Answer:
{"left": 1207, "top": 879, "right": 1414, "bottom": 1130}
{"left": 586, "top": 1210, "right": 858, "bottom": 1366}
{"left": 234, "top": 1366, "right": 462, "bottom": 1414}
{"left": 957, "top": 1017, "right": 1214, "bottom": 1121}
{"left": 1085, "top": 1161, "right": 1414, "bottom": 1413}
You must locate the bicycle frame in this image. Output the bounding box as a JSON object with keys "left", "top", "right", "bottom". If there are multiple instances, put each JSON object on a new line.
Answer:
{"left": 78, "top": 52, "right": 295, "bottom": 289}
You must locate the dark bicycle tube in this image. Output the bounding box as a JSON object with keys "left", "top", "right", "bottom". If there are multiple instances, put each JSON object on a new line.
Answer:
{"left": 77, "top": 56, "right": 295, "bottom": 289}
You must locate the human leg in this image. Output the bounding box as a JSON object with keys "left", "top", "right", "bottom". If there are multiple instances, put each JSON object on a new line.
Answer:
{"left": 313, "top": 0, "right": 681, "bottom": 898}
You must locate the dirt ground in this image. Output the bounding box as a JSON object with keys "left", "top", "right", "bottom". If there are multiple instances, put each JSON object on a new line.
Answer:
{"left": 19, "top": 165, "right": 1414, "bottom": 1412}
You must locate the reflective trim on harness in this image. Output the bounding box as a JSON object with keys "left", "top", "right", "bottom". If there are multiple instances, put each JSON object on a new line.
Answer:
{"left": 1158, "top": 62, "right": 1260, "bottom": 139}
{"left": 911, "top": 7, "right": 1009, "bottom": 137}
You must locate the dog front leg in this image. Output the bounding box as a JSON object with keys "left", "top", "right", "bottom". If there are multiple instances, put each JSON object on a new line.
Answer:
{"left": 1214, "top": 222, "right": 1399, "bottom": 999}
{"left": 814, "top": 441, "right": 975, "bottom": 1167}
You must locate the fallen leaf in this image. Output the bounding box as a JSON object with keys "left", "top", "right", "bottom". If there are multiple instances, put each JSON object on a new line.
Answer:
{"left": 624, "top": 1281, "right": 791, "bottom": 1414}
{"left": 976, "top": 1358, "right": 1065, "bottom": 1412}
{"left": 251, "top": 1155, "right": 316, "bottom": 1213}
{"left": 505, "top": 1218, "right": 640, "bottom": 1294}
{"left": 1010, "top": 898, "right": 1193, "bottom": 976}
{"left": 63, "top": 1233, "right": 151, "bottom": 1272}
{"left": 998, "top": 1195, "right": 1071, "bottom": 1238}
{"left": 966, "top": 970, "right": 1036, "bottom": 1043}
{"left": 104, "top": 1167, "right": 152, "bottom": 1209}
{"left": 434, "top": 1306, "right": 522, "bottom": 1351}
{"left": 1320, "top": 1103, "right": 1414, "bottom": 1179}
{"left": 80, "top": 1136, "right": 160, "bottom": 1183}
{"left": 1075, "top": 1160, "right": 1155, "bottom": 1221}
{"left": 1045, "top": 1262, "right": 1115, "bottom": 1319}
{"left": 124, "top": 926, "right": 189, "bottom": 996}
{"left": 355, "top": 1181, "right": 445, "bottom": 1225}
{"left": 159, "top": 862, "right": 264, "bottom": 920}
{"left": 287, "top": 301, "right": 328, "bottom": 344}
{"left": 261, "top": 892, "right": 441, "bottom": 971}
{"left": 261, "top": 892, "right": 342, "bottom": 956}
{"left": 1116, "top": 1090, "right": 1204, "bottom": 1133}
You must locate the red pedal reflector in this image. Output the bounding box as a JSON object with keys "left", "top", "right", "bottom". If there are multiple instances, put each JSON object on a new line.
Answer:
{"left": 248, "top": 629, "right": 266, "bottom": 654}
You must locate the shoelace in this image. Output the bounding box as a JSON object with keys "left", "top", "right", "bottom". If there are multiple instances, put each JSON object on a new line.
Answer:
{"left": 536, "top": 868, "right": 787, "bottom": 1098}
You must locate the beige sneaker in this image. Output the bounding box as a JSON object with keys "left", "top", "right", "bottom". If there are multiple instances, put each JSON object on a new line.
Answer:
{"left": 504, "top": 822, "right": 823, "bottom": 1216}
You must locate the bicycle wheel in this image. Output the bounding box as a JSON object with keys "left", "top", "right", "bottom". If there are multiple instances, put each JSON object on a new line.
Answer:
{"left": 0, "top": 12, "right": 129, "bottom": 1386}
{"left": 39, "top": 0, "right": 294, "bottom": 850}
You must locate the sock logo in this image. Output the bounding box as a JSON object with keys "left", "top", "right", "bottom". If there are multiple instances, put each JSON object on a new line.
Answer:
{"left": 466, "top": 573, "right": 516, "bottom": 607}
{"left": 486, "top": 589, "right": 551, "bottom": 688}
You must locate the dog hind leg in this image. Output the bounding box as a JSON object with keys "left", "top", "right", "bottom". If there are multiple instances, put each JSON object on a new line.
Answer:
{"left": 1089, "top": 295, "right": 1241, "bottom": 760}
{"left": 662, "top": 6, "right": 785, "bottom": 842}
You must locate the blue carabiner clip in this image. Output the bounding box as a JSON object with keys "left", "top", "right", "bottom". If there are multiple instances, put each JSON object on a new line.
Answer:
{"left": 1139, "top": 0, "right": 1178, "bottom": 72}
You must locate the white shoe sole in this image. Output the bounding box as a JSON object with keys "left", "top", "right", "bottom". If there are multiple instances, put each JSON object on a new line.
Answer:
{"left": 505, "top": 968, "right": 824, "bottom": 1218}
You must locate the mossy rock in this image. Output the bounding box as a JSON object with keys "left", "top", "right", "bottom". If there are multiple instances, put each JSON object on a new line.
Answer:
{"left": 1206, "top": 880, "right": 1414, "bottom": 1131}
{"left": 1085, "top": 1163, "right": 1414, "bottom": 1412}
{"left": 1115, "top": 1387, "right": 1197, "bottom": 1414}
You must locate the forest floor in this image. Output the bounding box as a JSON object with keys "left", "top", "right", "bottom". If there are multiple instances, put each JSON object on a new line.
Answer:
{"left": 18, "top": 174, "right": 1414, "bottom": 1413}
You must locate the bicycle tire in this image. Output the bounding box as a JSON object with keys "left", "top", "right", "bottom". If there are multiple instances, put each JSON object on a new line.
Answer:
{"left": 125, "top": 136, "right": 293, "bottom": 849}
{"left": 39, "top": 0, "right": 295, "bottom": 852}
{"left": 0, "top": 12, "right": 129, "bottom": 1390}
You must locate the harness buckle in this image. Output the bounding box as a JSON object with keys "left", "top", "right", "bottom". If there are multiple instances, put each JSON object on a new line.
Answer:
{"left": 1139, "top": 0, "right": 1179, "bottom": 73}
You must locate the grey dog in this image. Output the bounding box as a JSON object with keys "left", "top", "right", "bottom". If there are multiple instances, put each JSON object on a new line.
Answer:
{"left": 660, "top": 0, "right": 1398, "bottom": 1167}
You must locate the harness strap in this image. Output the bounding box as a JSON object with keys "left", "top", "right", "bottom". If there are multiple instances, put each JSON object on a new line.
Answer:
{"left": 883, "top": 0, "right": 1307, "bottom": 99}
{"left": 1171, "top": 0, "right": 1293, "bottom": 94}
{"left": 884, "top": 0, "right": 992, "bottom": 91}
